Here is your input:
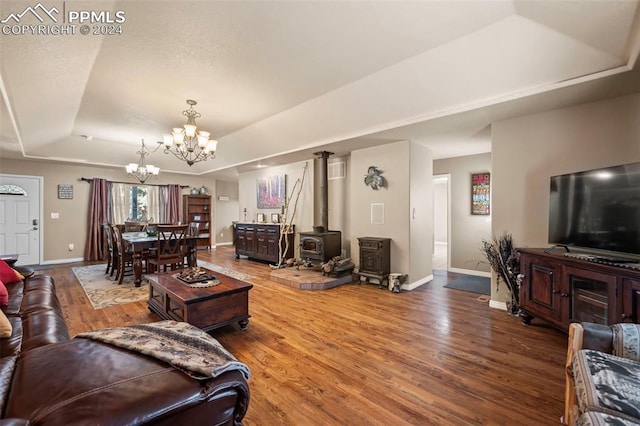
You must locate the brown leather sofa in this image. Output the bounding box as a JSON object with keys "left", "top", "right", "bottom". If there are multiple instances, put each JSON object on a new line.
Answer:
{"left": 0, "top": 273, "right": 250, "bottom": 425}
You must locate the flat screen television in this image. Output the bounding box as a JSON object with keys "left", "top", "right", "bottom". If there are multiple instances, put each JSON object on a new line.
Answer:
{"left": 548, "top": 162, "right": 640, "bottom": 257}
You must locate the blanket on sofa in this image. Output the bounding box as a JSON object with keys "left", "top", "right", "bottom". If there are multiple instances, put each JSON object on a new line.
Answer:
{"left": 76, "top": 320, "right": 251, "bottom": 380}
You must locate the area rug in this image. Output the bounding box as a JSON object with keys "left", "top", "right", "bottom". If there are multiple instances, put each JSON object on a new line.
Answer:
{"left": 72, "top": 264, "right": 148, "bottom": 310}
{"left": 444, "top": 274, "right": 491, "bottom": 295}
{"left": 197, "top": 260, "right": 254, "bottom": 281}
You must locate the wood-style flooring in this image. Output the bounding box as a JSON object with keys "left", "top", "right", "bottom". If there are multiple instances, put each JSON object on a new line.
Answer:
{"left": 46, "top": 246, "right": 567, "bottom": 425}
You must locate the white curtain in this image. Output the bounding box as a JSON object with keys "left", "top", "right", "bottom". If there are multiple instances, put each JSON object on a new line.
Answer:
{"left": 146, "top": 185, "right": 160, "bottom": 223}
{"left": 111, "top": 183, "right": 131, "bottom": 224}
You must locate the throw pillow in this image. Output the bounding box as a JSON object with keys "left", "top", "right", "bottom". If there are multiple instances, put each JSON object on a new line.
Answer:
{"left": 0, "top": 279, "right": 7, "bottom": 308}
{"left": 0, "top": 309, "right": 11, "bottom": 338}
{"left": 0, "top": 260, "right": 23, "bottom": 284}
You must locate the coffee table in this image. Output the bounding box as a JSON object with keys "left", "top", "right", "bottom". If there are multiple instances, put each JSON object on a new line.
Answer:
{"left": 146, "top": 268, "right": 253, "bottom": 332}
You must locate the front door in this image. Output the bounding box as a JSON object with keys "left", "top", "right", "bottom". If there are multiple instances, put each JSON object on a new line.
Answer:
{"left": 0, "top": 175, "right": 41, "bottom": 265}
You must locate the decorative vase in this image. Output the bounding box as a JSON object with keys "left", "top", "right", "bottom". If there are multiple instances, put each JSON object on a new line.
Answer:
{"left": 190, "top": 187, "right": 199, "bottom": 195}
{"left": 506, "top": 293, "right": 520, "bottom": 316}
{"left": 199, "top": 185, "right": 208, "bottom": 195}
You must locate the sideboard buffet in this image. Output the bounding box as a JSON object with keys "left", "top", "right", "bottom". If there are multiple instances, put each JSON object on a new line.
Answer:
{"left": 518, "top": 247, "right": 640, "bottom": 331}
{"left": 235, "top": 223, "right": 295, "bottom": 264}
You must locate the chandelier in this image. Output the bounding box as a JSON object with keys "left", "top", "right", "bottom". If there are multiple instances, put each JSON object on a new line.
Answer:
{"left": 162, "top": 99, "right": 218, "bottom": 166}
{"left": 125, "top": 139, "right": 160, "bottom": 183}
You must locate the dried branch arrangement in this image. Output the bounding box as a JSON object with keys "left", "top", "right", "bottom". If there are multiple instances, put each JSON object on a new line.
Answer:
{"left": 273, "top": 162, "right": 309, "bottom": 269}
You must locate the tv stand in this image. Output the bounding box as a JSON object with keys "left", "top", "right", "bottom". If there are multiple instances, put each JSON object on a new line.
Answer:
{"left": 563, "top": 252, "right": 640, "bottom": 267}
{"left": 518, "top": 248, "right": 640, "bottom": 331}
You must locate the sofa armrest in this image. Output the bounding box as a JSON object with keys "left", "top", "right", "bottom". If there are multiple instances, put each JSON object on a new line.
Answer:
{"left": 564, "top": 322, "right": 614, "bottom": 425}
{"left": 564, "top": 323, "right": 584, "bottom": 425}
{"left": 611, "top": 323, "right": 640, "bottom": 361}
{"left": 581, "top": 322, "right": 614, "bottom": 354}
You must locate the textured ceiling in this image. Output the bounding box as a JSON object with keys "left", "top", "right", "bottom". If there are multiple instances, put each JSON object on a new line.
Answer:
{"left": 1, "top": 0, "right": 639, "bottom": 179}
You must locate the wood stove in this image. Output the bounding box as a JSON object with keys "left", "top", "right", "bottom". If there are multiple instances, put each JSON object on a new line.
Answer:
{"left": 299, "top": 228, "right": 341, "bottom": 264}
{"left": 299, "top": 151, "right": 342, "bottom": 264}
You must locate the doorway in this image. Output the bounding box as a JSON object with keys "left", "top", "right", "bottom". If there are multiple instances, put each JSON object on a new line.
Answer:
{"left": 0, "top": 174, "right": 42, "bottom": 265}
{"left": 433, "top": 174, "right": 450, "bottom": 271}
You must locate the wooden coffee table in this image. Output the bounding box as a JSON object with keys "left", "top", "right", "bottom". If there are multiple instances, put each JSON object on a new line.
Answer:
{"left": 146, "top": 268, "right": 253, "bottom": 332}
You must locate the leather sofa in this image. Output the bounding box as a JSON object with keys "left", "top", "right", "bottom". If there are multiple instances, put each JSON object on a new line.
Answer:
{"left": 564, "top": 322, "right": 640, "bottom": 425}
{"left": 0, "top": 272, "right": 250, "bottom": 425}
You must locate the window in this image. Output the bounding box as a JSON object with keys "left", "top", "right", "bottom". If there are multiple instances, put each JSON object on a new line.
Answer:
{"left": 130, "top": 186, "right": 149, "bottom": 220}
{"left": 111, "top": 183, "right": 158, "bottom": 224}
{"left": 0, "top": 184, "right": 27, "bottom": 196}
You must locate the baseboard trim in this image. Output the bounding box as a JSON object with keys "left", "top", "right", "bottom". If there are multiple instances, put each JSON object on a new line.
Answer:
{"left": 449, "top": 267, "right": 491, "bottom": 278}
{"left": 43, "top": 257, "right": 85, "bottom": 265}
{"left": 401, "top": 274, "right": 432, "bottom": 291}
{"left": 215, "top": 242, "right": 233, "bottom": 247}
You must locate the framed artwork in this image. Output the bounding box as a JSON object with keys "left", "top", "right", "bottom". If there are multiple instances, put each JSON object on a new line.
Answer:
{"left": 257, "top": 213, "right": 266, "bottom": 223}
{"left": 271, "top": 213, "right": 280, "bottom": 223}
{"left": 257, "top": 174, "right": 286, "bottom": 209}
{"left": 471, "top": 173, "right": 490, "bottom": 215}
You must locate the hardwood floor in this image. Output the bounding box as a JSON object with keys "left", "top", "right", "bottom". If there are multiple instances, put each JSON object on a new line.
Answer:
{"left": 48, "top": 246, "right": 567, "bottom": 425}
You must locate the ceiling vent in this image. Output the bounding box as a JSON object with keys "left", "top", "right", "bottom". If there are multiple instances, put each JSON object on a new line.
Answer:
{"left": 328, "top": 162, "right": 346, "bottom": 180}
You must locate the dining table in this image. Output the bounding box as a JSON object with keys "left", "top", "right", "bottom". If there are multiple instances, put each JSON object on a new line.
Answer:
{"left": 122, "top": 232, "right": 198, "bottom": 287}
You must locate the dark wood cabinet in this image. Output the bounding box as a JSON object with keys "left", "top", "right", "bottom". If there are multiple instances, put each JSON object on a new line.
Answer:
{"left": 518, "top": 248, "right": 640, "bottom": 331}
{"left": 520, "top": 254, "right": 562, "bottom": 323}
{"left": 622, "top": 278, "right": 640, "bottom": 323}
{"left": 182, "top": 195, "right": 211, "bottom": 249}
{"left": 355, "top": 237, "right": 391, "bottom": 287}
{"left": 235, "top": 223, "right": 294, "bottom": 264}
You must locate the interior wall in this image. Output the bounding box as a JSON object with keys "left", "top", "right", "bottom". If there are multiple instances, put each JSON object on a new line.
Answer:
{"left": 433, "top": 177, "right": 448, "bottom": 244}
{"left": 433, "top": 153, "right": 492, "bottom": 275}
{"left": 328, "top": 155, "right": 351, "bottom": 257}
{"left": 237, "top": 160, "right": 314, "bottom": 258}
{"left": 350, "top": 141, "right": 411, "bottom": 277}
{"left": 214, "top": 180, "right": 239, "bottom": 245}
{"left": 491, "top": 92, "right": 640, "bottom": 303}
{"left": 409, "top": 141, "right": 433, "bottom": 284}
{"left": 0, "top": 158, "right": 216, "bottom": 263}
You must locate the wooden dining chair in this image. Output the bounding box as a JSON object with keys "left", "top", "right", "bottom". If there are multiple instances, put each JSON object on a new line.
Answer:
{"left": 124, "top": 221, "right": 148, "bottom": 233}
{"left": 103, "top": 223, "right": 118, "bottom": 277}
{"left": 112, "top": 224, "right": 136, "bottom": 284}
{"left": 147, "top": 224, "right": 189, "bottom": 273}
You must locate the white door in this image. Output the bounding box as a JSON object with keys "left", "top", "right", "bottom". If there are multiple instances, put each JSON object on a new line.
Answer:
{"left": 0, "top": 175, "right": 41, "bottom": 265}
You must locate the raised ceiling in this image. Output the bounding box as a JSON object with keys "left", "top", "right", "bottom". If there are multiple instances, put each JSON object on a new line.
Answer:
{"left": 1, "top": 1, "right": 639, "bottom": 179}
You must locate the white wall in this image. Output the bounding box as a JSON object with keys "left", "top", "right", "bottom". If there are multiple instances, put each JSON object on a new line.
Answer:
{"left": 409, "top": 141, "right": 433, "bottom": 284}
{"left": 349, "top": 140, "right": 433, "bottom": 286}
{"left": 491, "top": 92, "right": 640, "bottom": 302}
{"left": 238, "top": 160, "right": 315, "bottom": 257}
{"left": 350, "top": 141, "right": 411, "bottom": 276}
{"left": 214, "top": 180, "right": 239, "bottom": 245}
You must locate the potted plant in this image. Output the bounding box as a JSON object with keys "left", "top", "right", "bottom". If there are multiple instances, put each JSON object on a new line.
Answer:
{"left": 480, "top": 232, "right": 521, "bottom": 315}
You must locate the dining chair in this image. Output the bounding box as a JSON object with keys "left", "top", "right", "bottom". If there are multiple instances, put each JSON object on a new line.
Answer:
{"left": 103, "top": 223, "right": 118, "bottom": 277}
{"left": 124, "top": 220, "right": 148, "bottom": 233}
{"left": 147, "top": 224, "right": 189, "bottom": 273}
{"left": 112, "top": 224, "right": 137, "bottom": 284}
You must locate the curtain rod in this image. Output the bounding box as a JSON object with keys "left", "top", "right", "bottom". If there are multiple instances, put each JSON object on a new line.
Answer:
{"left": 81, "top": 177, "right": 189, "bottom": 188}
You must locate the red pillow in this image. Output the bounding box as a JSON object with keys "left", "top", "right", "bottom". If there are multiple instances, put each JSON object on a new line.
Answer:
{"left": 0, "top": 279, "right": 8, "bottom": 308}
{"left": 0, "top": 260, "right": 22, "bottom": 284}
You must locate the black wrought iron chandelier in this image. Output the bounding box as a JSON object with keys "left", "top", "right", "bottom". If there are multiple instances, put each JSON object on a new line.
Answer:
{"left": 162, "top": 99, "right": 218, "bottom": 166}
{"left": 125, "top": 139, "right": 159, "bottom": 183}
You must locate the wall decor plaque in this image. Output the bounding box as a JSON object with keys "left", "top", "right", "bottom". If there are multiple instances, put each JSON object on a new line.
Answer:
{"left": 471, "top": 173, "right": 490, "bottom": 215}
{"left": 58, "top": 184, "right": 73, "bottom": 199}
